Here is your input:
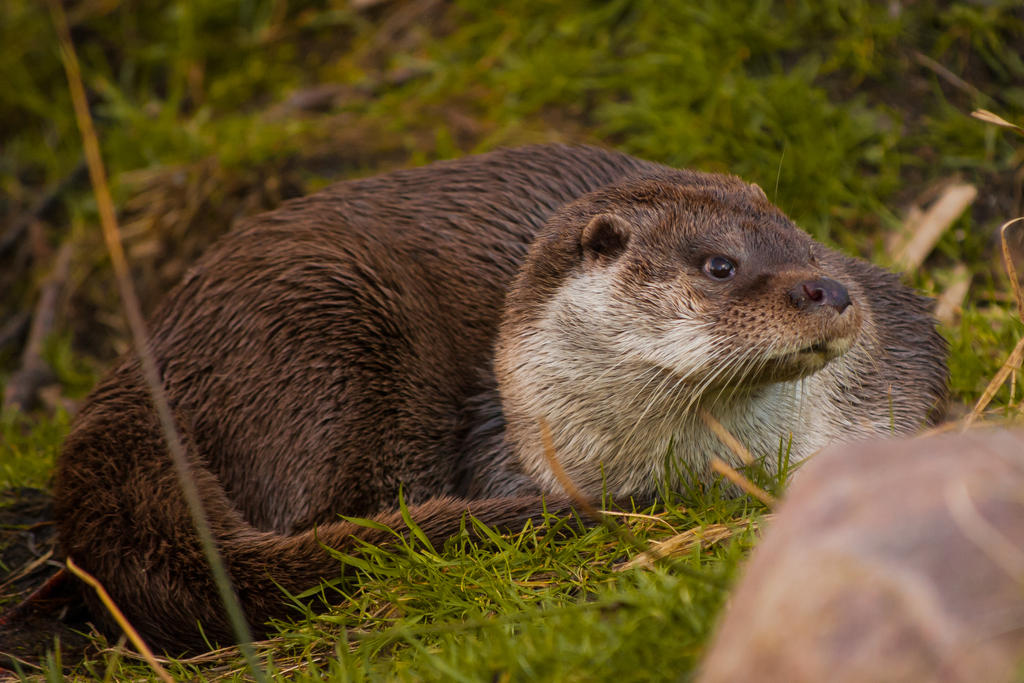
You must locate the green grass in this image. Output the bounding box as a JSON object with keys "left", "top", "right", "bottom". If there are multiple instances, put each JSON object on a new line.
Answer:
{"left": 0, "top": 411, "right": 68, "bottom": 491}
{"left": 69, "top": 490, "right": 767, "bottom": 681}
{"left": 2, "top": 0, "right": 1023, "bottom": 679}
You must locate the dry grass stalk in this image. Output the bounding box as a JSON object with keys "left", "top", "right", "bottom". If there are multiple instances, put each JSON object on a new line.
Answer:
{"left": 963, "top": 217, "right": 1024, "bottom": 428}
{"left": 698, "top": 409, "right": 776, "bottom": 507}
{"left": 619, "top": 515, "right": 772, "bottom": 571}
{"left": 963, "top": 338, "right": 1024, "bottom": 428}
{"left": 914, "top": 52, "right": 983, "bottom": 100}
{"left": 709, "top": 458, "right": 778, "bottom": 508}
{"left": 699, "top": 409, "right": 754, "bottom": 465}
{"left": 65, "top": 558, "right": 173, "bottom": 683}
{"left": 105, "top": 639, "right": 272, "bottom": 667}
{"left": 999, "top": 217, "right": 1024, "bottom": 321}
{"left": 537, "top": 419, "right": 604, "bottom": 523}
{"left": 601, "top": 510, "right": 681, "bottom": 533}
{"left": 537, "top": 419, "right": 682, "bottom": 572}
{"left": 971, "top": 109, "right": 1024, "bottom": 136}
{"left": 894, "top": 182, "right": 977, "bottom": 271}
{"left": 933, "top": 264, "right": 971, "bottom": 327}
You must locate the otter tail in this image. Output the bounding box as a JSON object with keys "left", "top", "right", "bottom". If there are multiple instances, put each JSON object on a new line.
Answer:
{"left": 54, "top": 370, "right": 570, "bottom": 654}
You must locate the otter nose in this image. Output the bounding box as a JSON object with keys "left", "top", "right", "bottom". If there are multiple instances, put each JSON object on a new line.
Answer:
{"left": 788, "top": 277, "right": 851, "bottom": 313}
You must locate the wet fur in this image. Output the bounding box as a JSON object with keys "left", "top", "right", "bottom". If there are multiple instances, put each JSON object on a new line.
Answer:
{"left": 55, "top": 145, "right": 947, "bottom": 653}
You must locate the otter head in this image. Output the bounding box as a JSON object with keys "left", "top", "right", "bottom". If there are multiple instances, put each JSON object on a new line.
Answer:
{"left": 495, "top": 170, "right": 867, "bottom": 496}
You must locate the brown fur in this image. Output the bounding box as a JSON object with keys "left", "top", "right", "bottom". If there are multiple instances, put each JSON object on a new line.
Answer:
{"left": 54, "top": 145, "right": 947, "bottom": 653}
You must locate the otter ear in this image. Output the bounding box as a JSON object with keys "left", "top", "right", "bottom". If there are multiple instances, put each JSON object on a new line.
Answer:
{"left": 750, "top": 183, "right": 768, "bottom": 200}
{"left": 581, "top": 213, "right": 630, "bottom": 261}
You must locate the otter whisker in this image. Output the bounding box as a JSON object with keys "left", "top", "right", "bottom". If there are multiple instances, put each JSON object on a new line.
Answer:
{"left": 617, "top": 367, "right": 685, "bottom": 459}
{"left": 683, "top": 343, "right": 751, "bottom": 414}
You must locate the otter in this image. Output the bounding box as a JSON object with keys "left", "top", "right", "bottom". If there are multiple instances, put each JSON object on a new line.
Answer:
{"left": 54, "top": 144, "right": 947, "bottom": 653}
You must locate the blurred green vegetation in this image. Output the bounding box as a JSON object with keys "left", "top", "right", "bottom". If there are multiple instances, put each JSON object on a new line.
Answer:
{"left": 4, "top": 1, "right": 1022, "bottom": 237}
{"left": 0, "top": 409, "right": 70, "bottom": 490}
{"left": 1, "top": 0, "right": 1023, "bottom": 679}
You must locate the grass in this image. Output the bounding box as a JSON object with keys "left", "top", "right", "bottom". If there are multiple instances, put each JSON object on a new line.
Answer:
{"left": 0, "top": 411, "right": 70, "bottom": 492}
{"left": 70, "top": 490, "right": 767, "bottom": 681}
{"left": 1, "top": 0, "right": 1023, "bottom": 679}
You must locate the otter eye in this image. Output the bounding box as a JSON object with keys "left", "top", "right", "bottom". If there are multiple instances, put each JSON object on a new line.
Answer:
{"left": 703, "top": 256, "right": 736, "bottom": 280}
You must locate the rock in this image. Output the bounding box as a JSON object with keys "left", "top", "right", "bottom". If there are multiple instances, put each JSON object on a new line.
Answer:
{"left": 700, "top": 428, "right": 1024, "bottom": 683}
